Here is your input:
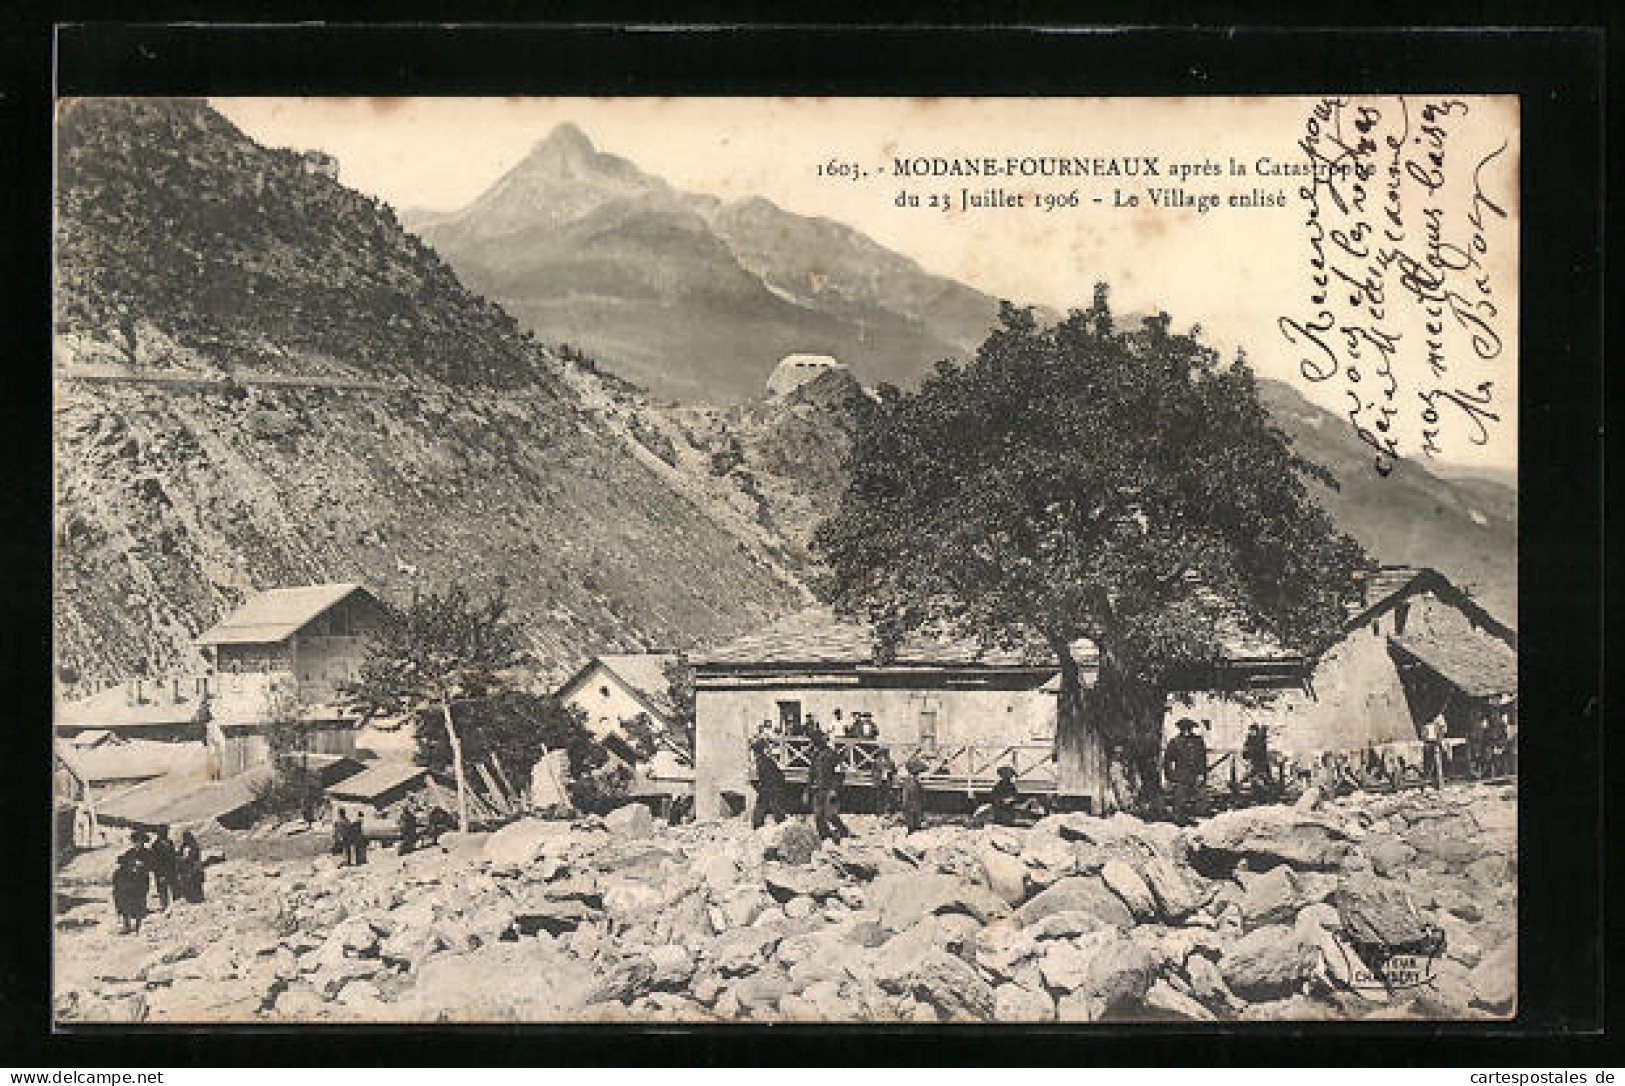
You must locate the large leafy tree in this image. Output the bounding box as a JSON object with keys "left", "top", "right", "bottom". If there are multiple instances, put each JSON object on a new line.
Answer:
{"left": 812, "top": 288, "right": 1368, "bottom": 811}
{"left": 342, "top": 586, "right": 525, "bottom": 831}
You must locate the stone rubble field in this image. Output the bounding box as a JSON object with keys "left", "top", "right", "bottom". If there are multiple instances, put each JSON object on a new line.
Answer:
{"left": 54, "top": 783, "right": 1516, "bottom": 1023}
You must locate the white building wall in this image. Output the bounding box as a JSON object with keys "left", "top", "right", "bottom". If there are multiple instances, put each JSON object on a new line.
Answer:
{"left": 561, "top": 663, "right": 661, "bottom": 737}
{"left": 1158, "top": 590, "right": 1483, "bottom": 761}
{"left": 694, "top": 677, "right": 1055, "bottom": 818}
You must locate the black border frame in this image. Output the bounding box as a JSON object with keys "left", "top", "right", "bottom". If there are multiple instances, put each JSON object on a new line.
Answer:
{"left": 2, "top": 15, "right": 1611, "bottom": 1068}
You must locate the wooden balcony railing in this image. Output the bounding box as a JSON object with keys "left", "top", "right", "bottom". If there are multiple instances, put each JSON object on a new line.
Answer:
{"left": 750, "top": 735, "right": 1058, "bottom": 793}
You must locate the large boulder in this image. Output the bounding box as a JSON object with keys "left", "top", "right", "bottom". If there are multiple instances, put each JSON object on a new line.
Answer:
{"left": 867, "top": 871, "right": 1008, "bottom": 929}
{"left": 768, "top": 821, "right": 821, "bottom": 866}
{"left": 1334, "top": 873, "right": 1433, "bottom": 949}
{"left": 887, "top": 949, "right": 997, "bottom": 1023}
{"left": 1468, "top": 939, "right": 1516, "bottom": 1015}
{"left": 1238, "top": 865, "right": 1307, "bottom": 928}
{"left": 1220, "top": 923, "right": 1328, "bottom": 1002}
{"left": 979, "top": 845, "right": 1030, "bottom": 906}
{"left": 1359, "top": 833, "right": 1418, "bottom": 877}
{"left": 1140, "top": 854, "right": 1212, "bottom": 922}
{"left": 1100, "top": 858, "right": 1158, "bottom": 921}
{"left": 481, "top": 818, "right": 570, "bottom": 869}
{"left": 604, "top": 802, "right": 655, "bottom": 839}
{"left": 1014, "top": 875, "right": 1134, "bottom": 930}
{"left": 1143, "top": 979, "right": 1218, "bottom": 1021}
{"left": 400, "top": 941, "right": 600, "bottom": 1021}
{"left": 1189, "top": 808, "right": 1354, "bottom": 874}
{"left": 761, "top": 862, "right": 842, "bottom": 904}
{"left": 1045, "top": 930, "right": 1159, "bottom": 1019}
{"left": 994, "top": 982, "right": 1056, "bottom": 1022}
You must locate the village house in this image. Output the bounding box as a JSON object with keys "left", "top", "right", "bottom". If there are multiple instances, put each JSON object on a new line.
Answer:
{"left": 557, "top": 652, "right": 695, "bottom": 799}
{"left": 1165, "top": 566, "right": 1517, "bottom": 775}
{"left": 55, "top": 675, "right": 213, "bottom": 744}
{"left": 557, "top": 652, "right": 680, "bottom": 739}
{"left": 691, "top": 608, "right": 1093, "bottom": 819}
{"left": 193, "top": 583, "right": 388, "bottom": 776}
{"left": 694, "top": 567, "right": 1517, "bottom": 817}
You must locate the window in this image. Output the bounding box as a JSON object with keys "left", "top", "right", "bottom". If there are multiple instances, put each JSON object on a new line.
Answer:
{"left": 918, "top": 709, "right": 938, "bottom": 749}
{"left": 600, "top": 685, "right": 611, "bottom": 699}
{"left": 1395, "top": 603, "right": 1411, "bottom": 635}
{"left": 777, "top": 700, "right": 802, "bottom": 733}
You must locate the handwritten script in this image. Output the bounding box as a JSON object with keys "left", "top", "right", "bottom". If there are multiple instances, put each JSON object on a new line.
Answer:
{"left": 1277, "top": 97, "right": 1513, "bottom": 476}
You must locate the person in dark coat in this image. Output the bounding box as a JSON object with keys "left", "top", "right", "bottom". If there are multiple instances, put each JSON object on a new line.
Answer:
{"left": 900, "top": 757, "right": 926, "bottom": 833}
{"left": 148, "top": 825, "right": 177, "bottom": 910}
{"left": 984, "top": 766, "right": 1022, "bottom": 826}
{"left": 333, "top": 808, "right": 351, "bottom": 860}
{"left": 807, "top": 730, "right": 850, "bottom": 842}
{"left": 349, "top": 811, "right": 369, "bottom": 865}
{"left": 1163, "top": 718, "right": 1209, "bottom": 825}
{"left": 176, "top": 830, "right": 205, "bottom": 903}
{"left": 397, "top": 803, "right": 419, "bottom": 856}
{"left": 1242, "top": 724, "right": 1273, "bottom": 790}
{"left": 425, "top": 805, "right": 454, "bottom": 846}
{"left": 870, "top": 746, "right": 897, "bottom": 815}
{"left": 750, "top": 734, "right": 788, "bottom": 829}
{"left": 111, "top": 831, "right": 152, "bottom": 934}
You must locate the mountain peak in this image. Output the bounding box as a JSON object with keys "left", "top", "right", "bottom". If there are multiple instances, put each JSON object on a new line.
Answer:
{"left": 533, "top": 122, "right": 595, "bottom": 158}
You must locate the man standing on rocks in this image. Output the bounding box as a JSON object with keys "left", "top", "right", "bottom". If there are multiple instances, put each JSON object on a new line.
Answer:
{"left": 750, "top": 732, "right": 789, "bottom": 829}
{"left": 900, "top": 757, "right": 926, "bottom": 833}
{"left": 1242, "top": 724, "right": 1273, "bottom": 793}
{"left": 148, "top": 825, "right": 177, "bottom": 910}
{"left": 111, "top": 830, "right": 151, "bottom": 934}
{"left": 1163, "top": 718, "right": 1208, "bottom": 825}
{"left": 398, "top": 802, "right": 419, "bottom": 855}
{"left": 333, "top": 808, "right": 351, "bottom": 861}
{"left": 808, "top": 728, "right": 850, "bottom": 842}
{"left": 1420, "top": 712, "right": 1448, "bottom": 791}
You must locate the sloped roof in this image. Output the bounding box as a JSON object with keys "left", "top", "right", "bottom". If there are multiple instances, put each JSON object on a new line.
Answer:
{"left": 55, "top": 681, "right": 205, "bottom": 729}
{"left": 696, "top": 607, "right": 1070, "bottom": 670}
{"left": 57, "top": 740, "right": 208, "bottom": 785}
{"left": 325, "top": 761, "right": 427, "bottom": 801}
{"left": 1390, "top": 631, "right": 1517, "bottom": 698}
{"left": 97, "top": 764, "right": 272, "bottom": 826}
{"left": 195, "top": 583, "right": 373, "bottom": 646}
{"left": 1348, "top": 566, "right": 1515, "bottom": 646}
{"left": 589, "top": 653, "right": 679, "bottom": 719}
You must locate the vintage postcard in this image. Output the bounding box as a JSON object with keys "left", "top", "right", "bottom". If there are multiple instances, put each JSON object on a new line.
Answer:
{"left": 53, "top": 95, "right": 1518, "bottom": 1024}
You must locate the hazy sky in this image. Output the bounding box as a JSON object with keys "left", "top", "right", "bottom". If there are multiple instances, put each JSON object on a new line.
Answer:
{"left": 214, "top": 96, "right": 1519, "bottom": 475}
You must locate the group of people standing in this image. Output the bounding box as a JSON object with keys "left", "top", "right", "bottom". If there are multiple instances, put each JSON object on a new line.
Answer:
{"left": 748, "top": 717, "right": 991, "bottom": 841}
{"left": 110, "top": 826, "right": 204, "bottom": 934}
{"left": 332, "top": 802, "right": 454, "bottom": 866}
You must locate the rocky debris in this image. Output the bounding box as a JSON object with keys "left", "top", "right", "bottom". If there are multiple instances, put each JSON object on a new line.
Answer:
{"left": 54, "top": 783, "right": 1518, "bottom": 1024}
{"left": 1189, "top": 807, "right": 1354, "bottom": 874}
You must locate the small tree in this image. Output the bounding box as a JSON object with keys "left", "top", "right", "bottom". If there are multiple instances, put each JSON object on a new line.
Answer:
{"left": 342, "top": 586, "right": 524, "bottom": 831}
{"left": 411, "top": 689, "right": 608, "bottom": 806}
{"left": 813, "top": 289, "right": 1369, "bottom": 811}
{"left": 255, "top": 677, "right": 319, "bottom": 819}
{"left": 660, "top": 656, "right": 697, "bottom": 758}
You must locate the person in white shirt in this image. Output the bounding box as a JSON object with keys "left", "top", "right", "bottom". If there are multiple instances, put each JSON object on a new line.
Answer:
{"left": 1420, "top": 712, "right": 1448, "bottom": 790}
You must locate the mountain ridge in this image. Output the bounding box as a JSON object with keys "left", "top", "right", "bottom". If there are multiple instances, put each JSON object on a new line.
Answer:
{"left": 408, "top": 124, "right": 1007, "bottom": 401}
